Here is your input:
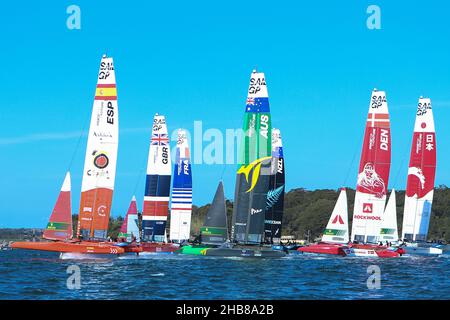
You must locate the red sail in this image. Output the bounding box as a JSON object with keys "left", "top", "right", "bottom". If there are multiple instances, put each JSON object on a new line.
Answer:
{"left": 43, "top": 172, "right": 72, "bottom": 241}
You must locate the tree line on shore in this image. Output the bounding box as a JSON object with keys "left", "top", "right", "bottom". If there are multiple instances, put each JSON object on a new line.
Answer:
{"left": 2, "top": 186, "right": 449, "bottom": 242}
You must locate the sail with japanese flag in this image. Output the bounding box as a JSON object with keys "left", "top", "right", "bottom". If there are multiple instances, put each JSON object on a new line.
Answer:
{"left": 351, "top": 89, "right": 391, "bottom": 244}
{"left": 322, "top": 188, "right": 349, "bottom": 244}
{"left": 169, "top": 129, "right": 193, "bottom": 243}
{"left": 231, "top": 70, "right": 272, "bottom": 245}
{"left": 76, "top": 54, "right": 119, "bottom": 240}
{"left": 401, "top": 97, "right": 436, "bottom": 242}
{"left": 379, "top": 189, "right": 398, "bottom": 242}
{"left": 118, "top": 196, "right": 140, "bottom": 243}
{"left": 43, "top": 172, "right": 73, "bottom": 241}
{"left": 141, "top": 114, "right": 171, "bottom": 242}
{"left": 264, "top": 128, "right": 285, "bottom": 244}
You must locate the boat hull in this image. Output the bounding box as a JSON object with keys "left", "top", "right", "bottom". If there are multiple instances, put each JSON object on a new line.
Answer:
{"left": 402, "top": 243, "right": 443, "bottom": 256}
{"left": 344, "top": 244, "right": 403, "bottom": 258}
{"left": 297, "top": 243, "right": 347, "bottom": 256}
{"left": 201, "top": 246, "right": 286, "bottom": 258}
{"left": 178, "top": 244, "right": 214, "bottom": 255}
{"left": 139, "top": 242, "right": 179, "bottom": 254}
{"left": 11, "top": 241, "right": 124, "bottom": 255}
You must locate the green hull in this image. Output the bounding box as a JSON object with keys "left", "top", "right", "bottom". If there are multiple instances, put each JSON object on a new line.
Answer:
{"left": 178, "top": 245, "right": 215, "bottom": 255}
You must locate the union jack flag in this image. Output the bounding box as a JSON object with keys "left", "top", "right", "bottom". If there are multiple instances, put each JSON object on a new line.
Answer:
{"left": 246, "top": 97, "right": 255, "bottom": 105}
{"left": 151, "top": 133, "right": 169, "bottom": 146}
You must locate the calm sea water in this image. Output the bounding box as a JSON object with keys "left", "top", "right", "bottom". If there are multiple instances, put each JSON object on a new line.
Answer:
{"left": 0, "top": 250, "right": 449, "bottom": 300}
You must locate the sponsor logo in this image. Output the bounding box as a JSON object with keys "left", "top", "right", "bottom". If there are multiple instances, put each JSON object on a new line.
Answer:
{"left": 97, "top": 205, "right": 107, "bottom": 217}
{"left": 93, "top": 131, "right": 113, "bottom": 138}
{"left": 251, "top": 208, "right": 263, "bottom": 215}
{"left": 363, "top": 203, "right": 373, "bottom": 213}
{"left": 332, "top": 214, "right": 345, "bottom": 224}
{"left": 237, "top": 156, "right": 272, "bottom": 193}
{"left": 354, "top": 215, "right": 381, "bottom": 221}
{"left": 93, "top": 152, "right": 109, "bottom": 169}
{"left": 357, "top": 163, "right": 386, "bottom": 198}
{"left": 264, "top": 220, "right": 282, "bottom": 225}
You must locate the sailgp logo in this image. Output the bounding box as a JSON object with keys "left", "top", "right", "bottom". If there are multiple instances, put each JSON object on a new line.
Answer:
{"left": 237, "top": 156, "right": 272, "bottom": 193}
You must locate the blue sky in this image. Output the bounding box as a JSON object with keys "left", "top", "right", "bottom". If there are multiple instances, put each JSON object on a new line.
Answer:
{"left": 1, "top": 1, "right": 450, "bottom": 227}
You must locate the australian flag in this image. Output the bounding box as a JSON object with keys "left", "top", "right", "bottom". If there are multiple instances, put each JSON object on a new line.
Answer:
{"left": 246, "top": 97, "right": 270, "bottom": 113}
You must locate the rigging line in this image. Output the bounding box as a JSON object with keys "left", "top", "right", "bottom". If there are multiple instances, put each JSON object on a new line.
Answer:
{"left": 342, "top": 147, "right": 358, "bottom": 188}
{"left": 66, "top": 113, "right": 90, "bottom": 173}
{"left": 392, "top": 150, "right": 408, "bottom": 190}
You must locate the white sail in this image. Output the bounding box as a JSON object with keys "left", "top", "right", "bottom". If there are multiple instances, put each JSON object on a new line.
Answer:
{"left": 77, "top": 54, "right": 119, "bottom": 240}
{"left": 141, "top": 114, "right": 172, "bottom": 242}
{"left": 169, "top": 129, "right": 193, "bottom": 243}
{"left": 379, "top": 189, "right": 399, "bottom": 242}
{"left": 402, "top": 97, "right": 436, "bottom": 242}
{"left": 322, "top": 189, "right": 349, "bottom": 244}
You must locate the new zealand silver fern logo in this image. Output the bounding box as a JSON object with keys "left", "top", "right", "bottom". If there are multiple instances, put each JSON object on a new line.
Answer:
{"left": 266, "top": 185, "right": 284, "bottom": 209}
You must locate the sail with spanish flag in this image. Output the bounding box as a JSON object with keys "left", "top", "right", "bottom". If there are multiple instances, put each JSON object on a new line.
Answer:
{"left": 76, "top": 54, "right": 119, "bottom": 240}
{"left": 231, "top": 70, "right": 272, "bottom": 245}
{"left": 43, "top": 172, "right": 73, "bottom": 241}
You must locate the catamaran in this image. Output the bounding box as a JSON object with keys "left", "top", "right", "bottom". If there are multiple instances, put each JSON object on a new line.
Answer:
{"left": 178, "top": 181, "right": 229, "bottom": 255}
{"left": 200, "top": 70, "right": 285, "bottom": 258}
{"left": 346, "top": 89, "right": 403, "bottom": 258}
{"left": 169, "top": 129, "right": 193, "bottom": 244}
{"left": 12, "top": 55, "right": 124, "bottom": 256}
{"left": 139, "top": 114, "right": 178, "bottom": 254}
{"left": 298, "top": 188, "right": 350, "bottom": 256}
{"left": 400, "top": 97, "right": 442, "bottom": 255}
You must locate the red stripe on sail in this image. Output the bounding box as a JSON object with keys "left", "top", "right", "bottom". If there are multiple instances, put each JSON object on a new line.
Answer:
{"left": 43, "top": 190, "right": 72, "bottom": 241}
{"left": 142, "top": 201, "right": 169, "bottom": 217}
{"left": 94, "top": 96, "right": 117, "bottom": 100}
{"left": 97, "top": 84, "right": 116, "bottom": 88}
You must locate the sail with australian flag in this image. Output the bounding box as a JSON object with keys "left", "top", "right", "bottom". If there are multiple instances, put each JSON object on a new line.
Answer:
{"left": 231, "top": 69, "right": 272, "bottom": 245}
{"left": 169, "top": 129, "right": 193, "bottom": 243}
{"left": 264, "top": 128, "right": 285, "bottom": 244}
{"left": 141, "top": 114, "right": 172, "bottom": 242}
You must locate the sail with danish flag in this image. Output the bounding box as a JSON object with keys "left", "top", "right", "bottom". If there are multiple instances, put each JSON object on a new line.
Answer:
{"left": 401, "top": 97, "right": 437, "bottom": 242}
{"left": 322, "top": 188, "right": 349, "bottom": 244}
{"left": 231, "top": 70, "right": 272, "bottom": 245}
{"left": 141, "top": 114, "right": 172, "bottom": 242}
{"left": 351, "top": 89, "right": 391, "bottom": 244}
{"left": 118, "top": 196, "right": 140, "bottom": 243}
{"left": 76, "top": 54, "right": 119, "bottom": 240}
{"left": 169, "top": 129, "right": 193, "bottom": 243}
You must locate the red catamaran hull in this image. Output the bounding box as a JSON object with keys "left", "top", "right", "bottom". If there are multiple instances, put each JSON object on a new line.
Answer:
{"left": 140, "top": 242, "right": 179, "bottom": 253}
{"left": 11, "top": 241, "right": 124, "bottom": 254}
{"left": 344, "top": 243, "right": 405, "bottom": 258}
{"left": 297, "top": 243, "right": 347, "bottom": 256}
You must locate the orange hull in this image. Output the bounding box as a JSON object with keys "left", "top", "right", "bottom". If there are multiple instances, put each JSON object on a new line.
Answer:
{"left": 11, "top": 241, "right": 124, "bottom": 254}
